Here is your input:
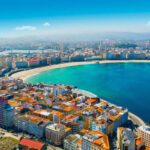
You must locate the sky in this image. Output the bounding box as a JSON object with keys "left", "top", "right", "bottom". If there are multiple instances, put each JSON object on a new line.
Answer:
{"left": 0, "top": 0, "right": 150, "bottom": 38}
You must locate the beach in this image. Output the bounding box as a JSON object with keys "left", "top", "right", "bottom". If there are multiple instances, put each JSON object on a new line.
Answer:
{"left": 11, "top": 61, "right": 95, "bottom": 81}
{"left": 11, "top": 60, "right": 150, "bottom": 81}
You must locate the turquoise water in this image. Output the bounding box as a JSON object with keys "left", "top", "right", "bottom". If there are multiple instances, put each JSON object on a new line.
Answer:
{"left": 26, "top": 63, "right": 150, "bottom": 124}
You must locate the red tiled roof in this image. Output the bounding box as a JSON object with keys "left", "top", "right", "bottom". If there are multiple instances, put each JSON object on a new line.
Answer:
{"left": 19, "top": 138, "right": 45, "bottom": 150}
{"left": 28, "top": 58, "right": 40, "bottom": 62}
{"left": 74, "top": 105, "right": 80, "bottom": 109}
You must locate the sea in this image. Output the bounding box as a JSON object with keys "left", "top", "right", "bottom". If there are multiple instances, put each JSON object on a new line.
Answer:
{"left": 26, "top": 63, "right": 150, "bottom": 124}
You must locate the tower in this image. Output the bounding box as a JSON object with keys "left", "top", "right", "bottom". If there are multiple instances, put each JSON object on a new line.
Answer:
{"left": 0, "top": 94, "right": 14, "bottom": 128}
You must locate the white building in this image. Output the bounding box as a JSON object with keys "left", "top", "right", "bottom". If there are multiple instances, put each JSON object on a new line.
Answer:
{"left": 137, "top": 125, "right": 150, "bottom": 147}
{"left": 14, "top": 114, "right": 50, "bottom": 138}
{"left": 64, "top": 134, "right": 81, "bottom": 150}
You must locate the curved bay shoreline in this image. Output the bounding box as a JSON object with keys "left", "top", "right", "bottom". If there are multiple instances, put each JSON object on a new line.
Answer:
{"left": 11, "top": 60, "right": 150, "bottom": 81}
{"left": 11, "top": 60, "right": 149, "bottom": 126}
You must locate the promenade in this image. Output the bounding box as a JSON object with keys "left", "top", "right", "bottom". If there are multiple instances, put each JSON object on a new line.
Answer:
{"left": 128, "top": 112, "right": 146, "bottom": 126}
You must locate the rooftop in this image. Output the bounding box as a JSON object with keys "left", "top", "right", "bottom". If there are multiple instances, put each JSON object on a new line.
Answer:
{"left": 64, "top": 114, "right": 78, "bottom": 120}
{"left": 51, "top": 110, "right": 64, "bottom": 116}
{"left": 63, "top": 106, "right": 76, "bottom": 112}
{"left": 46, "top": 123, "right": 65, "bottom": 131}
{"left": 82, "top": 130, "right": 110, "bottom": 149}
{"left": 121, "top": 128, "right": 135, "bottom": 143}
{"left": 33, "top": 109, "right": 50, "bottom": 116}
{"left": 86, "top": 99, "right": 96, "bottom": 103}
{"left": 19, "top": 138, "right": 45, "bottom": 150}
{"left": 138, "top": 125, "right": 150, "bottom": 134}
{"left": 136, "top": 138, "right": 145, "bottom": 146}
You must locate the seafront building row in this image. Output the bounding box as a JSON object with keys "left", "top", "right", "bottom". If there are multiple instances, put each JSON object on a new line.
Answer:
{"left": 0, "top": 77, "right": 149, "bottom": 149}
{"left": 1, "top": 47, "right": 150, "bottom": 76}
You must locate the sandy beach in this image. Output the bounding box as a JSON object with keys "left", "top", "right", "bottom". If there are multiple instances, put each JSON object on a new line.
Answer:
{"left": 11, "top": 60, "right": 150, "bottom": 81}
{"left": 11, "top": 61, "right": 95, "bottom": 81}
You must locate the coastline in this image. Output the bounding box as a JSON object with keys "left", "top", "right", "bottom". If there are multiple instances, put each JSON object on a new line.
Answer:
{"left": 11, "top": 61, "right": 95, "bottom": 81}
{"left": 10, "top": 60, "right": 149, "bottom": 126}
{"left": 100, "top": 98, "right": 146, "bottom": 126}
{"left": 11, "top": 60, "right": 150, "bottom": 81}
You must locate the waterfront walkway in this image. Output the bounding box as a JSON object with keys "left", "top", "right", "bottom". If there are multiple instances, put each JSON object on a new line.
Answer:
{"left": 128, "top": 112, "right": 146, "bottom": 126}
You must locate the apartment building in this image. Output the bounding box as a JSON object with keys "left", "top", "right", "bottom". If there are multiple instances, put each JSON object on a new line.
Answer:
{"left": 46, "top": 123, "right": 66, "bottom": 145}
{"left": 64, "top": 134, "right": 81, "bottom": 150}
{"left": 117, "top": 127, "right": 135, "bottom": 150}
{"left": 137, "top": 125, "right": 150, "bottom": 148}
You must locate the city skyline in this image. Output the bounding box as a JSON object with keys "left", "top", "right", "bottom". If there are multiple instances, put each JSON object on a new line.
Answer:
{"left": 1, "top": 0, "right": 150, "bottom": 38}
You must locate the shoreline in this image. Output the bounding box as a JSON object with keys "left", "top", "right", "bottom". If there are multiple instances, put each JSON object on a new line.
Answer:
{"left": 100, "top": 98, "right": 146, "bottom": 126}
{"left": 11, "top": 61, "right": 95, "bottom": 81}
{"left": 11, "top": 60, "right": 150, "bottom": 81}
{"left": 10, "top": 60, "right": 149, "bottom": 126}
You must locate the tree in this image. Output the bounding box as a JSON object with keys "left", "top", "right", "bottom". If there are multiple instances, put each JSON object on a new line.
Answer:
{"left": 79, "top": 116, "right": 83, "bottom": 121}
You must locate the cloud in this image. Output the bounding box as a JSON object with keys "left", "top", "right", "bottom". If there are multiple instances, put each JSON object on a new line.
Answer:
{"left": 15, "top": 26, "right": 37, "bottom": 31}
{"left": 146, "top": 21, "right": 150, "bottom": 26}
{"left": 43, "top": 22, "right": 51, "bottom": 27}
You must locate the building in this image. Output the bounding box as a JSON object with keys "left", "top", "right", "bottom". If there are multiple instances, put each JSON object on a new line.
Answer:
{"left": 0, "top": 67, "right": 10, "bottom": 76}
{"left": 0, "top": 69, "right": 2, "bottom": 76}
{"left": 85, "top": 56, "right": 102, "bottom": 61}
{"left": 81, "top": 131, "right": 110, "bottom": 150}
{"left": 39, "top": 58, "right": 48, "bottom": 66}
{"left": 50, "top": 110, "right": 64, "bottom": 123}
{"left": 19, "top": 138, "right": 47, "bottom": 150}
{"left": 137, "top": 125, "right": 150, "bottom": 148}
{"left": 28, "top": 58, "right": 40, "bottom": 68}
{"left": 135, "top": 138, "right": 145, "bottom": 150}
{"left": 46, "top": 123, "right": 66, "bottom": 145}
{"left": 70, "top": 55, "right": 84, "bottom": 62}
{"left": 117, "top": 127, "right": 135, "bottom": 150}
{"left": 67, "top": 122, "right": 80, "bottom": 134}
{"left": 52, "top": 87, "right": 66, "bottom": 97}
{"left": 62, "top": 106, "right": 78, "bottom": 115}
{"left": 3, "top": 104, "right": 14, "bottom": 128}
{"left": 82, "top": 107, "right": 96, "bottom": 130}
{"left": 32, "top": 109, "right": 51, "bottom": 119}
{"left": 64, "top": 134, "right": 81, "bottom": 150}
{"left": 64, "top": 115, "right": 79, "bottom": 123}
{"left": 15, "top": 61, "right": 28, "bottom": 68}
{"left": 0, "top": 94, "right": 14, "bottom": 128}
{"left": 92, "top": 118, "right": 107, "bottom": 134}
{"left": 109, "top": 107, "right": 128, "bottom": 132}
{"left": 51, "top": 57, "right": 61, "bottom": 64}
{"left": 61, "top": 57, "right": 69, "bottom": 63}
{"left": 14, "top": 114, "right": 50, "bottom": 138}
